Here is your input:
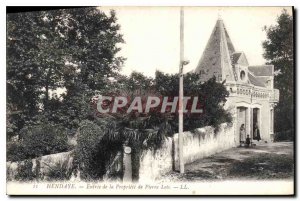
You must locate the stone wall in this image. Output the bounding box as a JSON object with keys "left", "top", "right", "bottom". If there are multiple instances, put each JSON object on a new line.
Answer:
{"left": 138, "top": 123, "right": 235, "bottom": 181}
{"left": 6, "top": 151, "right": 75, "bottom": 181}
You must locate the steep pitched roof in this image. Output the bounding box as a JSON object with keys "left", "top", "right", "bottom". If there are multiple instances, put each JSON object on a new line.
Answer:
{"left": 248, "top": 65, "right": 273, "bottom": 76}
{"left": 194, "top": 19, "right": 235, "bottom": 82}
{"left": 231, "top": 52, "right": 242, "bottom": 64}
{"left": 248, "top": 72, "right": 266, "bottom": 87}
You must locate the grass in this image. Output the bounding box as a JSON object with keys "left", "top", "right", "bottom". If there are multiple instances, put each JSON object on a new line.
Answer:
{"left": 229, "top": 153, "right": 294, "bottom": 179}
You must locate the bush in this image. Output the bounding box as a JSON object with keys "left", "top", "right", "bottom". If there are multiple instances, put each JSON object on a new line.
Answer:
{"left": 7, "top": 142, "right": 27, "bottom": 162}
{"left": 22, "top": 124, "right": 69, "bottom": 158}
{"left": 44, "top": 161, "right": 73, "bottom": 181}
{"left": 15, "top": 159, "right": 36, "bottom": 181}
{"left": 74, "top": 120, "right": 112, "bottom": 180}
{"left": 7, "top": 124, "right": 69, "bottom": 162}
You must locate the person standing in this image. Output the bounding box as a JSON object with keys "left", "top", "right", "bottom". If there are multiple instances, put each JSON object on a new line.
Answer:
{"left": 240, "top": 124, "right": 246, "bottom": 143}
{"left": 254, "top": 122, "right": 261, "bottom": 141}
{"left": 245, "top": 135, "right": 251, "bottom": 147}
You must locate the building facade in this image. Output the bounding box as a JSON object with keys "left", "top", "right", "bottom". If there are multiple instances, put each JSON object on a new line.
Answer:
{"left": 194, "top": 18, "right": 279, "bottom": 144}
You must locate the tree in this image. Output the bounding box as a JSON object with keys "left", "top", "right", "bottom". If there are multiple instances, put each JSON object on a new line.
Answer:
{"left": 62, "top": 8, "right": 125, "bottom": 91}
{"left": 155, "top": 71, "right": 232, "bottom": 131}
{"left": 262, "top": 9, "right": 294, "bottom": 136}
{"left": 7, "top": 9, "right": 73, "bottom": 136}
{"left": 7, "top": 11, "right": 44, "bottom": 137}
{"left": 51, "top": 8, "right": 125, "bottom": 129}
{"left": 7, "top": 8, "right": 125, "bottom": 136}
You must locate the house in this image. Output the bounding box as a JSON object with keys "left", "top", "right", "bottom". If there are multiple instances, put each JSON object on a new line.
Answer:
{"left": 194, "top": 18, "right": 279, "bottom": 144}
{"left": 129, "top": 18, "right": 281, "bottom": 181}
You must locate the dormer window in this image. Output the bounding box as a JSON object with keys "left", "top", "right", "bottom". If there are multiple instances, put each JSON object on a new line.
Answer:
{"left": 240, "top": 70, "right": 246, "bottom": 80}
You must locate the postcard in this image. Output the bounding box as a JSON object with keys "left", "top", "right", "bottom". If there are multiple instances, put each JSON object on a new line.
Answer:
{"left": 6, "top": 6, "right": 294, "bottom": 195}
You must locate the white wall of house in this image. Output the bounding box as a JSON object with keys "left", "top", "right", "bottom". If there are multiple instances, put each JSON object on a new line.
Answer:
{"left": 225, "top": 92, "right": 273, "bottom": 144}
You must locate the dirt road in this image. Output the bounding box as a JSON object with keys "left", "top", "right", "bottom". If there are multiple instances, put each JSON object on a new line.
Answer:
{"left": 159, "top": 142, "right": 294, "bottom": 181}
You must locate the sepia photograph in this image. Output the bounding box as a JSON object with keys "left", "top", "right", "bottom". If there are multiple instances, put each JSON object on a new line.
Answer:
{"left": 5, "top": 6, "right": 294, "bottom": 195}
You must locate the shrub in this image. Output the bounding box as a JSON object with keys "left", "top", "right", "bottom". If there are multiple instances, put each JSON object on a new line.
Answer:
{"left": 44, "top": 161, "right": 73, "bottom": 181}
{"left": 7, "top": 142, "right": 27, "bottom": 162}
{"left": 74, "top": 120, "right": 113, "bottom": 180}
{"left": 7, "top": 124, "right": 69, "bottom": 162}
{"left": 15, "top": 159, "right": 36, "bottom": 181}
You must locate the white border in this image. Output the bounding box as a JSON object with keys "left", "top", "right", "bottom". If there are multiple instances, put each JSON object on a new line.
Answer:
{"left": 1, "top": 1, "right": 297, "bottom": 200}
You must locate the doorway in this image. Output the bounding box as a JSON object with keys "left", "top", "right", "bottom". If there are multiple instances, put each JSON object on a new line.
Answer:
{"left": 237, "top": 106, "right": 248, "bottom": 143}
{"left": 252, "top": 108, "right": 260, "bottom": 140}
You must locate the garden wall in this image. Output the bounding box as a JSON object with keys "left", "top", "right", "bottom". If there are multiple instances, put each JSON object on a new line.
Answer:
{"left": 7, "top": 123, "right": 235, "bottom": 182}
{"left": 138, "top": 123, "right": 235, "bottom": 181}
{"left": 6, "top": 151, "right": 75, "bottom": 181}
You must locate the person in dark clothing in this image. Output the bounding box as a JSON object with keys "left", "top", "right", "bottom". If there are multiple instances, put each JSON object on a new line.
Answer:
{"left": 254, "top": 123, "right": 261, "bottom": 141}
{"left": 245, "top": 135, "right": 251, "bottom": 147}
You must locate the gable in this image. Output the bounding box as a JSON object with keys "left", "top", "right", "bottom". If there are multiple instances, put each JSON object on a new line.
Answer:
{"left": 236, "top": 53, "right": 249, "bottom": 66}
{"left": 231, "top": 52, "right": 249, "bottom": 66}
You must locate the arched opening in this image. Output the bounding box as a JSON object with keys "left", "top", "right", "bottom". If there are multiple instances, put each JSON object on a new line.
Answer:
{"left": 240, "top": 70, "right": 246, "bottom": 81}
{"left": 237, "top": 106, "right": 248, "bottom": 143}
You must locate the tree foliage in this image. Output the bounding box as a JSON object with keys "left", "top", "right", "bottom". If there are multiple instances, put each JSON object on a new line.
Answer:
{"left": 7, "top": 7, "right": 125, "bottom": 137}
{"left": 155, "top": 71, "right": 232, "bottom": 131}
{"left": 262, "top": 9, "right": 294, "bottom": 135}
{"left": 7, "top": 124, "right": 69, "bottom": 162}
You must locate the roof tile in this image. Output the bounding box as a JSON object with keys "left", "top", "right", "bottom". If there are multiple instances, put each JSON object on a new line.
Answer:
{"left": 248, "top": 73, "right": 266, "bottom": 87}
{"left": 248, "top": 65, "right": 273, "bottom": 76}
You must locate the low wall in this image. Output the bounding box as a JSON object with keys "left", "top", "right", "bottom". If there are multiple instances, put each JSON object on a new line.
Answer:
{"left": 138, "top": 123, "right": 235, "bottom": 181}
{"left": 7, "top": 123, "right": 235, "bottom": 182}
{"left": 6, "top": 151, "right": 75, "bottom": 181}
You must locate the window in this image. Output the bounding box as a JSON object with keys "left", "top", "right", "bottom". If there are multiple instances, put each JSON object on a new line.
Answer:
{"left": 240, "top": 70, "right": 246, "bottom": 80}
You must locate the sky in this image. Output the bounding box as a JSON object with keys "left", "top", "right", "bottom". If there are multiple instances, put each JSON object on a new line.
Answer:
{"left": 100, "top": 7, "right": 292, "bottom": 77}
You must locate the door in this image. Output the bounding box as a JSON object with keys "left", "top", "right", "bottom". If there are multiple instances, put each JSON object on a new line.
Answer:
{"left": 252, "top": 108, "right": 260, "bottom": 140}
{"left": 237, "top": 107, "right": 247, "bottom": 142}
